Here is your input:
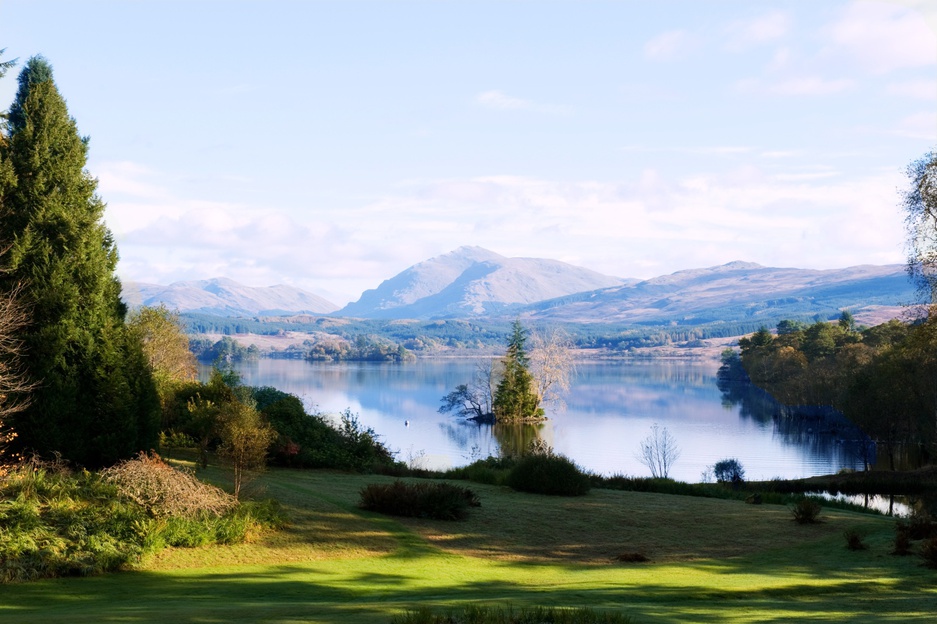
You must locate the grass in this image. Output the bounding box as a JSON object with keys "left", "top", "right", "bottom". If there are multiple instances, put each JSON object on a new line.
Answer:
{"left": 1, "top": 466, "right": 935, "bottom": 623}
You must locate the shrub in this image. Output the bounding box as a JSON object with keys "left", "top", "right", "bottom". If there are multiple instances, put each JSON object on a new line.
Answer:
{"left": 359, "top": 481, "right": 480, "bottom": 520}
{"left": 907, "top": 511, "right": 937, "bottom": 540}
{"left": 791, "top": 498, "right": 822, "bottom": 524}
{"left": 713, "top": 458, "right": 745, "bottom": 484}
{"left": 444, "top": 456, "right": 516, "bottom": 486}
{"left": 101, "top": 452, "right": 236, "bottom": 518}
{"left": 843, "top": 529, "right": 867, "bottom": 551}
{"left": 506, "top": 454, "right": 591, "bottom": 496}
{"left": 893, "top": 521, "right": 912, "bottom": 556}
{"left": 0, "top": 459, "right": 283, "bottom": 583}
{"left": 921, "top": 537, "right": 937, "bottom": 568}
{"left": 393, "top": 605, "right": 635, "bottom": 624}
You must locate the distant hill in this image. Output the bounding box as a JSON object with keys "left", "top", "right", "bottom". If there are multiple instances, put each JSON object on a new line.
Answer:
{"left": 521, "top": 261, "right": 915, "bottom": 325}
{"left": 122, "top": 278, "right": 339, "bottom": 317}
{"left": 337, "top": 246, "right": 629, "bottom": 319}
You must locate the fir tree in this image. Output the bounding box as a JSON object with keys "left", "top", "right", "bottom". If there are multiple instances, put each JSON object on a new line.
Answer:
{"left": 0, "top": 56, "right": 158, "bottom": 466}
{"left": 492, "top": 320, "right": 544, "bottom": 422}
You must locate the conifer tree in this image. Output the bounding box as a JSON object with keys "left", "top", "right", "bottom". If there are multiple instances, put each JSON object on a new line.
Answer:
{"left": 0, "top": 56, "right": 158, "bottom": 466}
{"left": 492, "top": 320, "right": 544, "bottom": 422}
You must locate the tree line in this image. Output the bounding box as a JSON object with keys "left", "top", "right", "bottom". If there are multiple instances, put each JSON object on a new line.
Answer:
{"left": 734, "top": 149, "right": 937, "bottom": 471}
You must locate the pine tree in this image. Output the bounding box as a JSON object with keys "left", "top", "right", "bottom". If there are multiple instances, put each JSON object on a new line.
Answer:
{"left": 0, "top": 56, "right": 158, "bottom": 467}
{"left": 492, "top": 320, "right": 544, "bottom": 422}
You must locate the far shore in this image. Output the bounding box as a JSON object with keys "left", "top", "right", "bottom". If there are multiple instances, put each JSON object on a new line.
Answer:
{"left": 198, "top": 331, "right": 737, "bottom": 363}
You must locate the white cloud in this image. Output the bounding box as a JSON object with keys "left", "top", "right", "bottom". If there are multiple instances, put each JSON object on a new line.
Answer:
{"left": 725, "top": 10, "right": 791, "bottom": 50}
{"left": 474, "top": 90, "right": 570, "bottom": 114}
{"left": 886, "top": 79, "right": 937, "bottom": 99}
{"left": 827, "top": 1, "right": 936, "bottom": 74}
{"left": 894, "top": 111, "right": 937, "bottom": 139}
{"left": 737, "top": 76, "right": 855, "bottom": 96}
{"left": 644, "top": 30, "right": 693, "bottom": 61}
{"left": 619, "top": 145, "right": 752, "bottom": 155}
{"left": 100, "top": 159, "right": 908, "bottom": 305}
{"left": 475, "top": 90, "right": 531, "bottom": 110}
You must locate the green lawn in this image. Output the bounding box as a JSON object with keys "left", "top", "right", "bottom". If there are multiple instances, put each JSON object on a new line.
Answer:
{"left": 0, "top": 467, "right": 934, "bottom": 623}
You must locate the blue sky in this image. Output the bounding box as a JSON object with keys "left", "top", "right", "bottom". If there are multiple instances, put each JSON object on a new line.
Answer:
{"left": 1, "top": 0, "right": 935, "bottom": 305}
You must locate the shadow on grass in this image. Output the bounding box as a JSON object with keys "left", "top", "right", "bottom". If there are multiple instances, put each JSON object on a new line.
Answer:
{"left": 1, "top": 555, "right": 934, "bottom": 624}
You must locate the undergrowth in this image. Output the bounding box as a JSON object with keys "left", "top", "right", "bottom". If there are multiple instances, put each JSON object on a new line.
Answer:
{"left": 0, "top": 457, "right": 284, "bottom": 583}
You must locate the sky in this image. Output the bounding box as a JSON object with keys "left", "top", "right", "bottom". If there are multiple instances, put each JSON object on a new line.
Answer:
{"left": 1, "top": 1, "right": 935, "bottom": 306}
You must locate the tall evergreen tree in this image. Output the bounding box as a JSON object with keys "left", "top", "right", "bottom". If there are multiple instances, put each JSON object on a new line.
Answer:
{"left": 0, "top": 56, "right": 158, "bottom": 467}
{"left": 492, "top": 320, "right": 544, "bottom": 422}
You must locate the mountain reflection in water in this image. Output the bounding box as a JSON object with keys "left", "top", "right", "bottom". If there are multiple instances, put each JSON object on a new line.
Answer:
{"left": 220, "top": 359, "right": 868, "bottom": 481}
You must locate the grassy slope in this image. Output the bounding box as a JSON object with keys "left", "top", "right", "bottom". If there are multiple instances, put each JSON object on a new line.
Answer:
{"left": 0, "top": 468, "right": 934, "bottom": 623}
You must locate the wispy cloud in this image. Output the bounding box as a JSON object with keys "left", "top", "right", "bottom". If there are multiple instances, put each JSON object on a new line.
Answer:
{"left": 736, "top": 76, "right": 855, "bottom": 96}
{"left": 644, "top": 29, "right": 694, "bottom": 61}
{"left": 827, "top": 2, "right": 936, "bottom": 74}
{"left": 725, "top": 10, "right": 790, "bottom": 50}
{"left": 894, "top": 111, "right": 937, "bottom": 139}
{"left": 619, "top": 145, "right": 753, "bottom": 155}
{"left": 474, "top": 90, "right": 570, "bottom": 114}
{"left": 886, "top": 79, "right": 937, "bottom": 100}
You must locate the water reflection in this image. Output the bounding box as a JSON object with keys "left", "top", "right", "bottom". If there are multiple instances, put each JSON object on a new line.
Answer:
{"left": 223, "top": 359, "right": 868, "bottom": 481}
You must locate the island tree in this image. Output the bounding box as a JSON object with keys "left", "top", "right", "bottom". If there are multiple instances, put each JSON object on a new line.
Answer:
{"left": 492, "top": 320, "right": 544, "bottom": 422}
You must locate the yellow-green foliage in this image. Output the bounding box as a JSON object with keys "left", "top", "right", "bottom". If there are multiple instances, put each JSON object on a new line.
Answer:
{"left": 0, "top": 458, "right": 281, "bottom": 583}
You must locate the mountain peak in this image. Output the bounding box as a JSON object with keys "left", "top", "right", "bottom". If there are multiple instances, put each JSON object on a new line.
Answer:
{"left": 338, "top": 247, "right": 623, "bottom": 319}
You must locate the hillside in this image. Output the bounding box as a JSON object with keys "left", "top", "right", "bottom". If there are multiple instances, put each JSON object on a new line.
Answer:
{"left": 122, "top": 278, "right": 339, "bottom": 317}
{"left": 521, "top": 261, "right": 915, "bottom": 325}
{"left": 338, "top": 246, "right": 628, "bottom": 319}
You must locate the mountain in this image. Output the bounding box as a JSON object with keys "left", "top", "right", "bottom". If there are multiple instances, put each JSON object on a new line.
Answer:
{"left": 122, "top": 278, "right": 339, "bottom": 317}
{"left": 521, "top": 261, "right": 915, "bottom": 325}
{"left": 337, "top": 246, "right": 629, "bottom": 319}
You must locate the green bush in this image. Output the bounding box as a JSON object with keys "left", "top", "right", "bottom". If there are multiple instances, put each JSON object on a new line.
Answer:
{"left": 444, "top": 456, "right": 516, "bottom": 485}
{"left": 893, "top": 521, "right": 912, "bottom": 556}
{"left": 920, "top": 537, "right": 937, "bottom": 568}
{"left": 843, "top": 528, "right": 867, "bottom": 551}
{"left": 0, "top": 460, "right": 285, "bottom": 583}
{"left": 359, "top": 480, "right": 480, "bottom": 520}
{"left": 713, "top": 458, "right": 745, "bottom": 484}
{"left": 506, "top": 454, "right": 591, "bottom": 496}
{"left": 907, "top": 511, "right": 937, "bottom": 540}
{"left": 791, "top": 498, "right": 823, "bottom": 524}
{"left": 393, "top": 605, "right": 634, "bottom": 624}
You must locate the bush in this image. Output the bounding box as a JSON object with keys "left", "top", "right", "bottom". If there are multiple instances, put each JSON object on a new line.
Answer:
{"left": 0, "top": 458, "right": 284, "bottom": 583}
{"left": 843, "top": 529, "right": 867, "bottom": 551}
{"left": 921, "top": 537, "right": 937, "bottom": 568}
{"left": 444, "top": 456, "right": 516, "bottom": 486}
{"left": 907, "top": 511, "right": 937, "bottom": 540}
{"left": 101, "top": 452, "right": 236, "bottom": 518}
{"left": 393, "top": 605, "right": 634, "bottom": 624}
{"left": 791, "top": 498, "right": 822, "bottom": 524}
{"left": 893, "top": 521, "right": 912, "bottom": 556}
{"left": 359, "top": 481, "right": 480, "bottom": 520}
{"left": 506, "top": 454, "right": 591, "bottom": 496}
{"left": 713, "top": 458, "right": 745, "bottom": 484}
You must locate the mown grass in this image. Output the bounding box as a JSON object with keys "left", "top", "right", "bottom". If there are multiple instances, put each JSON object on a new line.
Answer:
{"left": 1, "top": 467, "right": 935, "bottom": 623}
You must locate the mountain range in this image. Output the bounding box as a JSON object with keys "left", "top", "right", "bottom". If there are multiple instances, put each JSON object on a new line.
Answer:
{"left": 121, "top": 278, "right": 339, "bottom": 317}
{"left": 122, "top": 247, "right": 918, "bottom": 326}
{"left": 338, "top": 246, "right": 628, "bottom": 319}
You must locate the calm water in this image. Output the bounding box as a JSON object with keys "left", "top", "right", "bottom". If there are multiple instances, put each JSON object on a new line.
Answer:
{"left": 224, "top": 358, "right": 868, "bottom": 482}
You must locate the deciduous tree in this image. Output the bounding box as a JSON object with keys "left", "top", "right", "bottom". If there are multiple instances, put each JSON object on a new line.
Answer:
{"left": 636, "top": 423, "right": 680, "bottom": 479}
